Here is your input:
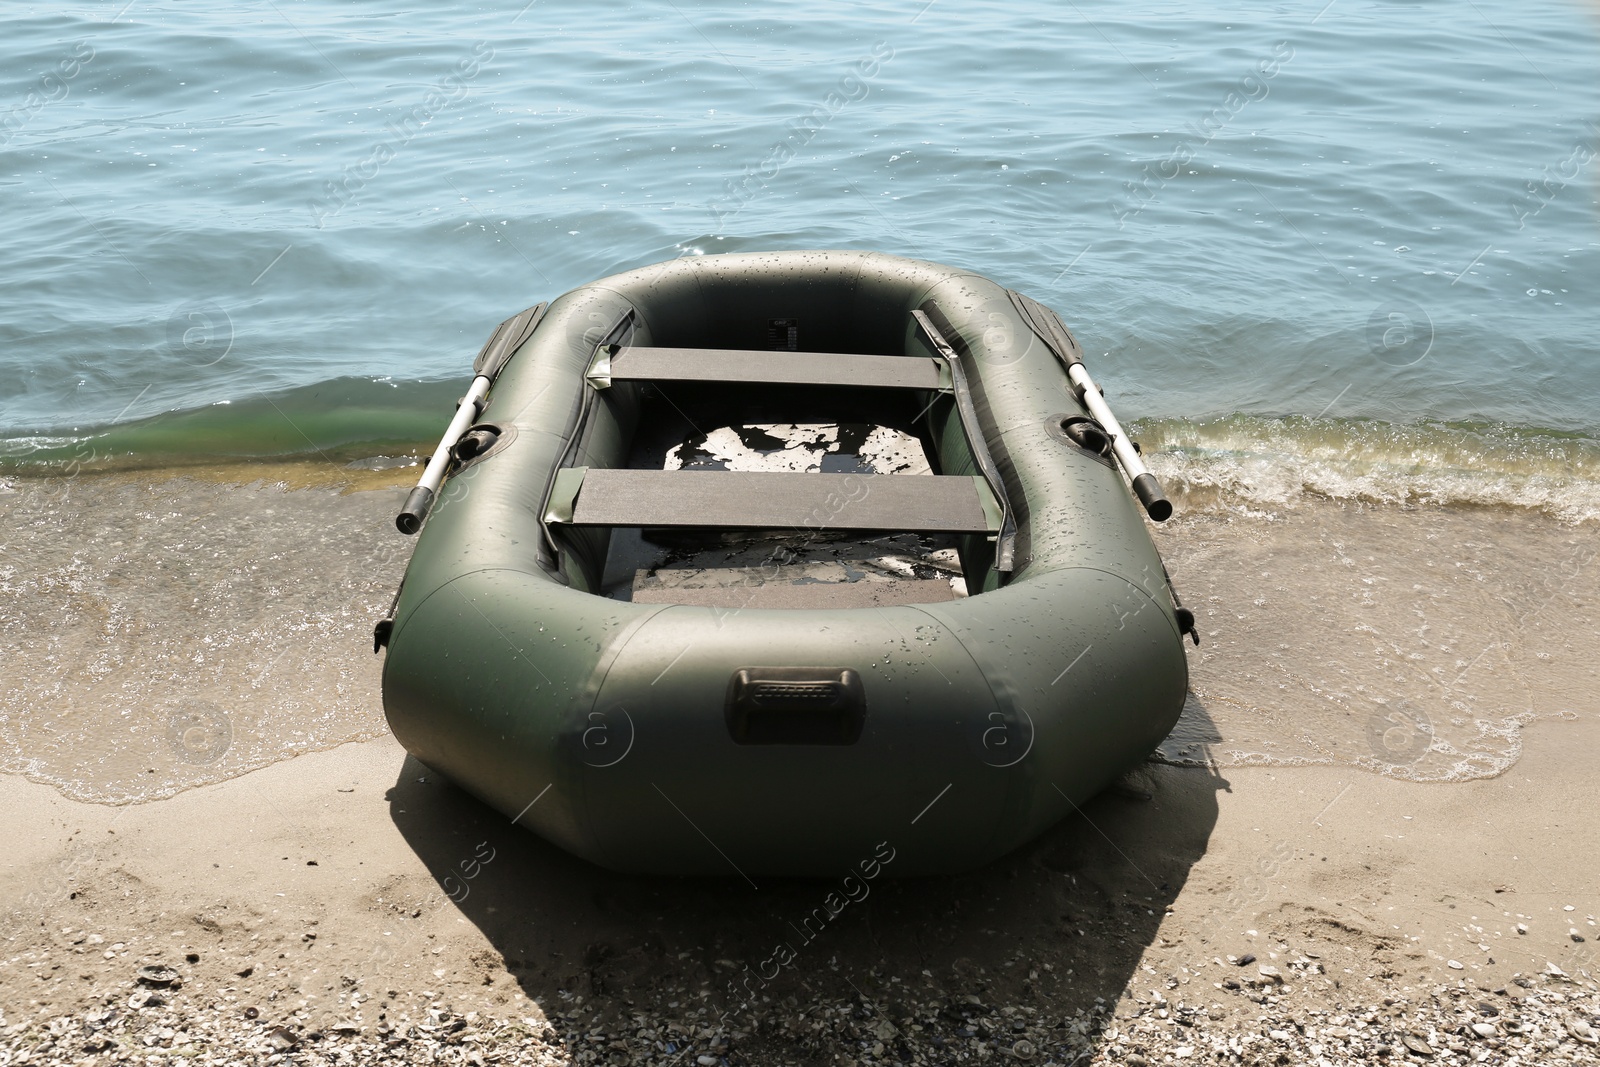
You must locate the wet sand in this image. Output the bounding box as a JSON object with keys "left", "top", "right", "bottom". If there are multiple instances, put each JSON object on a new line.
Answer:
{"left": 1150, "top": 501, "right": 1600, "bottom": 782}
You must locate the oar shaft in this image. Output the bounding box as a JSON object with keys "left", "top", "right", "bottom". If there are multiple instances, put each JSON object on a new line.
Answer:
{"left": 396, "top": 374, "right": 492, "bottom": 534}
{"left": 1066, "top": 363, "right": 1172, "bottom": 522}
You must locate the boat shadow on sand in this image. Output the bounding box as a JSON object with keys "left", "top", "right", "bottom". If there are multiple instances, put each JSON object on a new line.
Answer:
{"left": 385, "top": 697, "right": 1227, "bottom": 1065}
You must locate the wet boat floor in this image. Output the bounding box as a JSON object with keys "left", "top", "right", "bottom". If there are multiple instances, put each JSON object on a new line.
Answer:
{"left": 599, "top": 422, "right": 967, "bottom": 608}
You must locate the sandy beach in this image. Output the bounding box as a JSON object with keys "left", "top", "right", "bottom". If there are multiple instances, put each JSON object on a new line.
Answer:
{"left": 3, "top": 714, "right": 1596, "bottom": 1064}
{"left": 3, "top": 471, "right": 1598, "bottom": 1065}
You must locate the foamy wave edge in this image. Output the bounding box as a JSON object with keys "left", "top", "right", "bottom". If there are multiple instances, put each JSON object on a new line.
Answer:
{"left": 1138, "top": 416, "right": 1600, "bottom": 525}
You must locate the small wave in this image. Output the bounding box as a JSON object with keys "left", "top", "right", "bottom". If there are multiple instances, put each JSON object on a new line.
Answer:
{"left": 1139, "top": 414, "right": 1600, "bottom": 524}
{"left": 0, "top": 434, "right": 83, "bottom": 459}
{"left": 0, "top": 376, "right": 455, "bottom": 474}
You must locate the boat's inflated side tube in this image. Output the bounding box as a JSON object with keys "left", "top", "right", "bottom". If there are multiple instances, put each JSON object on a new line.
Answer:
{"left": 381, "top": 251, "right": 1188, "bottom": 877}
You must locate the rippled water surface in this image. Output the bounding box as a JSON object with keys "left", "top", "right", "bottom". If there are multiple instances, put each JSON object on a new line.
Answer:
{"left": 4, "top": 1, "right": 1598, "bottom": 445}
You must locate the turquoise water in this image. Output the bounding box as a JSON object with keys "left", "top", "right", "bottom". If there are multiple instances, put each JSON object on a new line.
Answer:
{"left": 4, "top": 0, "right": 1599, "bottom": 509}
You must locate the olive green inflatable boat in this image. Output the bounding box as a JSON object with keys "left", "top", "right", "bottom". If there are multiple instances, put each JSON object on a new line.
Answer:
{"left": 377, "top": 251, "right": 1197, "bottom": 877}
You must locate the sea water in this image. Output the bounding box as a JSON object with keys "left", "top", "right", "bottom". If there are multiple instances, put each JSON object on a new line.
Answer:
{"left": 2, "top": 1, "right": 1597, "bottom": 802}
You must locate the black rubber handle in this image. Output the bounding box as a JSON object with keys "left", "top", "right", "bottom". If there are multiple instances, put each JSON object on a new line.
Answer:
{"left": 396, "top": 485, "right": 435, "bottom": 535}
{"left": 725, "top": 667, "right": 866, "bottom": 745}
{"left": 1132, "top": 473, "right": 1173, "bottom": 522}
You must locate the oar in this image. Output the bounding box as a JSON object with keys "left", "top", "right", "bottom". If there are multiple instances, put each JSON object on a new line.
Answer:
{"left": 395, "top": 375, "right": 492, "bottom": 534}
{"left": 1008, "top": 291, "right": 1172, "bottom": 522}
{"left": 395, "top": 303, "right": 546, "bottom": 534}
{"left": 1066, "top": 362, "right": 1172, "bottom": 522}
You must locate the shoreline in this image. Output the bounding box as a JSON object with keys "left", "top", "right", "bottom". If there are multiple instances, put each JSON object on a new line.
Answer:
{"left": 4, "top": 464, "right": 1597, "bottom": 1064}
{"left": 3, "top": 463, "right": 1595, "bottom": 807}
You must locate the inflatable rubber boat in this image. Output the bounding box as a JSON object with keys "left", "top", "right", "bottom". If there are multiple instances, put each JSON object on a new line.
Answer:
{"left": 377, "top": 251, "right": 1197, "bottom": 877}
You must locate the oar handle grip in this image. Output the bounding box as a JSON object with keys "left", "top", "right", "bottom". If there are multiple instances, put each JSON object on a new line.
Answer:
{"left": 1132, "top": 473, "right": 1173, "bottom": 522}
{"left": 396, "top": 486, "right": 435, "bottom": 535}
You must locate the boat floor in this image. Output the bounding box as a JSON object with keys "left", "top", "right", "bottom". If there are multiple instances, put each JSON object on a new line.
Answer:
{"left": 598, "top": 422, "right": 967, "bottom": 609}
